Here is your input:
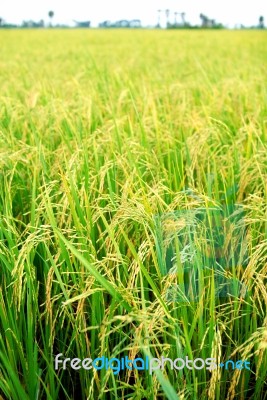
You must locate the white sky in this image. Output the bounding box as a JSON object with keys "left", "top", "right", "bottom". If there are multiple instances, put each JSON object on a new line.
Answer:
{"left": 1, "top": 0, "right": 267, "bottom": 27}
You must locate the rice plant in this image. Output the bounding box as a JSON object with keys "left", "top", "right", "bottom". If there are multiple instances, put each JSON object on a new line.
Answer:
{"left": 0, "top": 29, "right": 266, "bottom": 399}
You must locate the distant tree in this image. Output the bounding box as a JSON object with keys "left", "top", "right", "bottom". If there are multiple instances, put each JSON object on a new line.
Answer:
{"left": 0, "top": 17, "right": 3, "bottom": 27}
{"left": 165, "top": 9, "right": 170, "bottom": 27}
{"left": 200, "top": 13, "right": 208, "bottom": 27}
{"left": 157, "top": 9, "right": 162, "bottom": 27}
{"left": 48, "top": 10, "right": 54, "bottom": 27}
{"left": 174, "top": 12, "right": 178, "bottom": 26}
{"left": 259, "top": 16, "right": 264, "bottom": 28}
{"left": 173, "top": 12, "right": 186, "bottom": 27}
{"left": 181, "top": 12, "right": 186, "bottom": 26}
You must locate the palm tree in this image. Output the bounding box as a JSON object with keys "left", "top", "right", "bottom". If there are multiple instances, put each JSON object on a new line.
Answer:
{"left": 259, "top": 16, "right": 264, "bottom": 29}
{"left": 181, "top": 12, "right": 186, "bottom": 26}
{"left": 165, "top": 9, "right": 170, "bottom": 27}
{"left": 157, "top": 9, "right": 162, "bottom": 28}
{"left": 200, "top": 13, "right": 208, "bottom": 28}
{"left": 48, "top": 10, "right": 54, "bottom": 27}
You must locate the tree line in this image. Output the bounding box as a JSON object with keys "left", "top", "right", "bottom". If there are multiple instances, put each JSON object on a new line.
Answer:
{"left": 0, "top": 10, "right": 265, "bottom": 29}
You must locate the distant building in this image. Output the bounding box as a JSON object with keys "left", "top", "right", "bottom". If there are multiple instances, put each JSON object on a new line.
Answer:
{"left": 130, "top": 19, "right": 142, "bottom": 28}
{"left": 115, "top": 20, "right": 131, "bottom": 27}
{"left": 99, "top": 19, "right": 142, "bottom": 28}
{"left": 74, "top": 20, "right": 91, "bottom": 28}
{"left": 99, "top": 20, "right": 112, "bottom": 28}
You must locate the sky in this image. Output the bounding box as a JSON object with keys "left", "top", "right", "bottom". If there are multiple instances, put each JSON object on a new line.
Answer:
{"left": 1, "top": 0, "right": 267, "bottom": 27}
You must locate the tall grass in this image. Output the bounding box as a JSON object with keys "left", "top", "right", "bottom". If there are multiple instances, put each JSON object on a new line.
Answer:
{"left": 0, "top": 29, "right": 266, "bottom": 399}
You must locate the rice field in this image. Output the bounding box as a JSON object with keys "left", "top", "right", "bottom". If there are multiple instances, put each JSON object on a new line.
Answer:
{"left": 0, "top": 29, "right": 267, "bottom": 399}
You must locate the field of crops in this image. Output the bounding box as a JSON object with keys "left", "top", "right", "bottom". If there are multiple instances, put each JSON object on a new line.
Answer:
{"left": 0, "top": 29, "right": 267, "bottom": 399}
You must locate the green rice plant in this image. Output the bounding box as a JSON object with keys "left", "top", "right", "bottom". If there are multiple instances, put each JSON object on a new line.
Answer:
{"left": 0, "top": 29, "right": 266, "bottom": 399}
